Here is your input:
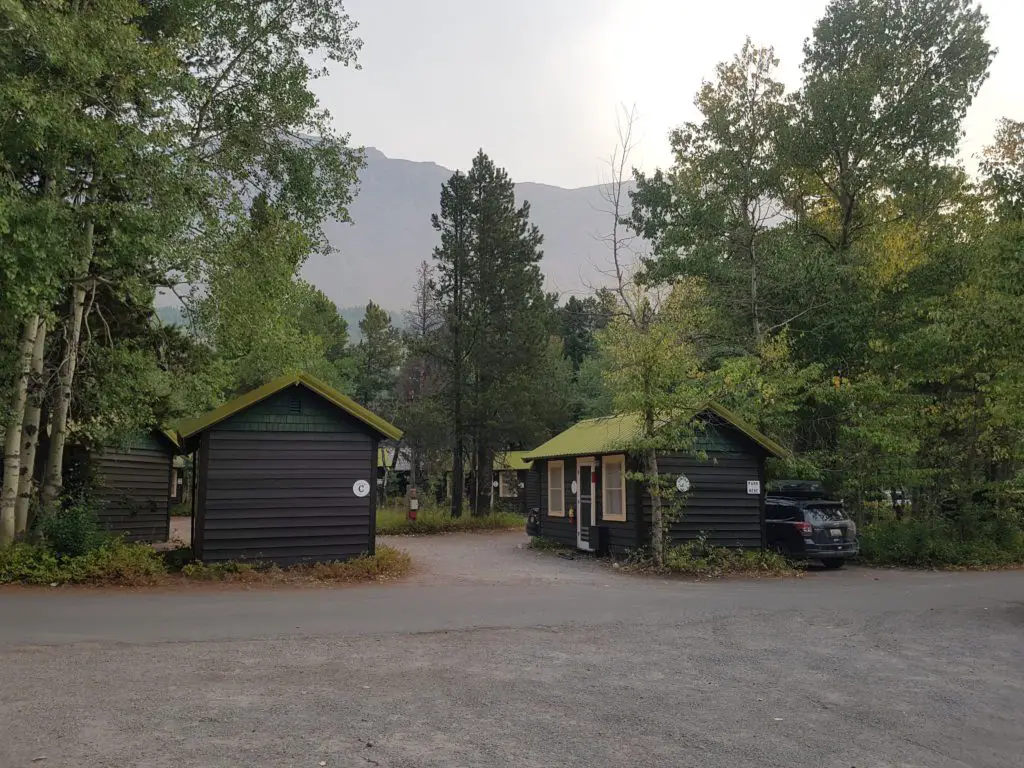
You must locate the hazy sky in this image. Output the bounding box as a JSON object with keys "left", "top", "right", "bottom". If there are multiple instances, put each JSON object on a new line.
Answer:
{"left": 314, "top": 0, "right": 1024, "bottom": 189}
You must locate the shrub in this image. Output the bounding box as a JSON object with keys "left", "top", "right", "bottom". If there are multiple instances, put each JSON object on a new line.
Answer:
{"left": 307, "top": 545, "right": 412, "bottom": 582}
{"left": 858, "top": 517, "right": 1024, "bottom": 568}
{"left": 77, "top": 541, "right": 167, "bottom": 585}
{"left": 181, "top": 560, "right": 262, "bottom": 581}
{"left": 0, "top": 543, "right": 63, "bottom": 584}
{"left": 37, "top": 501, "right": 106, "bottom": 557}
{"left": 377, "top": 504, "right": 523, "bottom": 535}
{"left": 179, "top": 545, "right": 412, "bottom": 583}
{"left": 628, "top": 538, "right": 798, "bottom": 579}
{"left": 527, "top": 536, "right": 569, "bottom": 551}
{"left": 0, "top": 540, "right": 167, "bottom": 586}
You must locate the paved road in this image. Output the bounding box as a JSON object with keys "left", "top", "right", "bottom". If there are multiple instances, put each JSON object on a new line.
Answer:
{"left": 2, "top": 532, "right": 1022, "bottom": 768}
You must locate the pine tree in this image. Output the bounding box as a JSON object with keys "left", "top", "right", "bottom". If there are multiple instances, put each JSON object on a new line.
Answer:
{"left": 352, "top": 302, "right": 402, "bottom": 415}
{"left": 430, "top": 151, "right": 552, "bottom": 515}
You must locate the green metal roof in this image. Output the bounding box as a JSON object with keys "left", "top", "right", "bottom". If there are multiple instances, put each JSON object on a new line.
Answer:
{"left": 494, "top": 450, "right": 533, "bottom": 471}
{"left": 174, "top": 373, "right": 403, "bottom": 442}
{"left": 523, "top": 403, "right": 789, "bottom": 461}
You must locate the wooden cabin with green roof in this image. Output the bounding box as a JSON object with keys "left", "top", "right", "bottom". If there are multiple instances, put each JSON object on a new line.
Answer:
{"left": 175, "top": 373, "right": 402, "bottom": 566}
{"left": 522, "top": 405, "right": 789, "bottom": 555}
{"left": 493, "top": 451, "right": 534, "bottom": 512}
{"left": 68, "top": 429, "right": 180, "bottom": 543}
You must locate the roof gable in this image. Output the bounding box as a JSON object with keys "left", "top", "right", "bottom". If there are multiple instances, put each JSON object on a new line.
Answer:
{"left": 523, "top": 403, "right": 789, "bottom": 461}
{"left": 494, "top": 450, "right": 533, "bottom": 471}
{"left": 174, "top": 373, "right": 403, "bottom": 442}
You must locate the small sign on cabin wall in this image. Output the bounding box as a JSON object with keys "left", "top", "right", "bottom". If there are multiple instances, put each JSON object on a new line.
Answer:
{"left": 353, "top": 479, "right": 371, "bottom": 498}
{"left": 675, "top": 475, "right": 691, "bottom": 493}
{"left": 746, "top": 480, "right": 761, "bottom": 495}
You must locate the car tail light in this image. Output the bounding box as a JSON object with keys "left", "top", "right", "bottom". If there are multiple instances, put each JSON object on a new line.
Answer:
{"left": 794, "top": 522, "right": 813, "bottom": 537}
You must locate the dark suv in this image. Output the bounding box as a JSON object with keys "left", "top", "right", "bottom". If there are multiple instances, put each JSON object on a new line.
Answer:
{"left": 766, "top": 481, "right": 858, "bottom": 569}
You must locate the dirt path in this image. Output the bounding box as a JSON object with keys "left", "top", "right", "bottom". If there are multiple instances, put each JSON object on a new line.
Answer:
{"left": 380, "top": 530, "right": 614, "bottom": 586}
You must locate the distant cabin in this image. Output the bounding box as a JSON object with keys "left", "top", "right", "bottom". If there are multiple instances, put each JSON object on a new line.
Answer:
{"left": 523, "top": 406, "right": 789, "bottom": 555}
{"left": 175, "top": 374, "right": 402, "bottom": 566}
{"left": 71, "top": 430, "right": 179, "bottom": 543}
{"left": 493, "top": 451, "right": 534, "bottom": 512}
{"left": 377, "top": 444, "right": 412, "bottom": 496}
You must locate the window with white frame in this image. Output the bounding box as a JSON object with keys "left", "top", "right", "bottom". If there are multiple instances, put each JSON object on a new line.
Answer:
{"left": 499, "top": 471, "right": 518, "bottom": 498}
{"left": 547, "top": 461, "right": 565, "bottom": 516}
{"left": 602, "top": 455, "right": 627, "bottom": 522}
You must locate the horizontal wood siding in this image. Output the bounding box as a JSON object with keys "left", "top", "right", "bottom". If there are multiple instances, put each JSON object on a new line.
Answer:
{"left": 536, "top": 458, "right": 576, "bottom": 547}
{"left": 93, "top": 435, "right": 171, "bottom": 542}
{"left": 595, "top": 458, "right": 639, "bottom": 555}
{"left": 642, "top": 452, "right": 765, "bottom": 549}
{"left": 525, "top": 467, "right": 541, "bottom": 513}
{"left": 197, "top": 388, "right": 377, "bottom": 565}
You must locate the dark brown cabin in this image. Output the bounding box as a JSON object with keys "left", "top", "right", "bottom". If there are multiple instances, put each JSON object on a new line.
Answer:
{"left": 176, "top": 373, "right": 402, "bottom": 566}
{"left": 493, "top": 451, "right": 533, "bottom": 513}
{"left": 523, "top": 406, "right": 789, "bottom": 555}
{"left": 82, "top": 431, "right": 178, "bottom": 542}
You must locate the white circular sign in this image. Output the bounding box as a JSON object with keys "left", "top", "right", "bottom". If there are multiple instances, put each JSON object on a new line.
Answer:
{"left": 676, "top": 475, "right": 691, "bottom": 493}
{"left": 353, "top": 479, "right": 371, "bottom": 498}
{"left": 571, "top": 480, "right": 578, "bottom": 494}
{"left": 492, "top": 480, "right": 499, "bottom": 488}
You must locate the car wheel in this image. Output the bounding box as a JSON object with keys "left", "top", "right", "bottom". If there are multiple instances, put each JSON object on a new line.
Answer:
{"left": 822, "top": 558, "right": 845, "bottom": 570}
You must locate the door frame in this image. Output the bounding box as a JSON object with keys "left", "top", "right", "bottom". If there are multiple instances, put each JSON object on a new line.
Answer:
{"left": 576, "top": 457, "right": 596, "bottom": 551}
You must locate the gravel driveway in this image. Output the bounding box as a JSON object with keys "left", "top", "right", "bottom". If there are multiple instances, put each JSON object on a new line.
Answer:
{"left": 2, "top": 532, "right": 1022, "bottom": 768}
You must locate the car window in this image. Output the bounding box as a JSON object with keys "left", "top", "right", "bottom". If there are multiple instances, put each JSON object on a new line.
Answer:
{"left": 805, "top": 505, "right": 847, "bottom": 524}
{"left": 767, "top": 504, "right": 801, "bottom": 521}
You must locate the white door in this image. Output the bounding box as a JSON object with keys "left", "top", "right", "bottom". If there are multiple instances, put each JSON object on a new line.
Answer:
{"left": 576, "top": 459, "right": 595, "bottom": 551}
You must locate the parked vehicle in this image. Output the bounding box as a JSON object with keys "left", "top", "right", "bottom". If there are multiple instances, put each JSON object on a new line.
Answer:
{"left": 766, "top": 481, "right": 858, "bottom": 568}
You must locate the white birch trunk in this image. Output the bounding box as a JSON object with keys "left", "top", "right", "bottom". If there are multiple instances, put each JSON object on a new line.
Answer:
{"left": 41, "top": 224, "right": 92, "bottom": 509}
{"left": 2, "top": 318, "right": 39, "bottom": 545}
{"left": 15, "top": 319, "right": 47, "bottom": 536}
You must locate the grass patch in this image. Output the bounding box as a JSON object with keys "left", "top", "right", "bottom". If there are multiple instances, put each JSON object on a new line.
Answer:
{"left": 376, "top": 504, "right": 523, "bottom": 535}
{"left": 0, "top": 540, "right": 168, "bottom": 586}
{"left": 170, "top": 503, "right": 192, "bottom": 517}
{"left": 1, "top": 541, "right": 412, "bottom": 587}
{"left": 625, "top": 540, "right": 799, "bottom": 579}
{"left": 858, "top": 518, "right": 1024, "bottom": 568}
{"left": 178, "top": 545, "right": 412, "bottom": 584}
{"left": 527, "top": 536, "right": 571, "bottom": 551}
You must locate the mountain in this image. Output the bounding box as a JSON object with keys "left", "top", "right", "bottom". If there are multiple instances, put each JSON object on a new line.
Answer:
{"left": 303, "top": 147, "right": 625, "bottom": 309}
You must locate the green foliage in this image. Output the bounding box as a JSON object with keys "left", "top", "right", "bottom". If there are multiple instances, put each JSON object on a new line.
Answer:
{"left": 659, "top": 540, "right": 798, "bottom": 578}
{"left": 527, "top": 536, "right": 571, "bottom": 552}
{"left": 0, "top": 540, "right": 167, "bottom": 586}
{"left": 0, "top": 0, "right": 366, "bottom": 523}
{"left": 352, "top": 300, "right": 403, "bottom": 413}
{"left": 180, "top": 545, "right": 412, "bottom": 583}
{"left": 427, "top": 150, "right": 567, "bottom": 514}
{"left": 376, "top": 504, "right": 523, "bottom": 536}
{"left": 618, "top": 0, "right": 1019, "bottom": 554}
{"left": 37, "top": 502, "right": 106, "bottom": 558}
{"left": 859, "top": 518, "right": 1024, "bottom": 568}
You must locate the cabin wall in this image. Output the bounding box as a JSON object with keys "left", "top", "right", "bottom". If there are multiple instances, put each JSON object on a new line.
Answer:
{"left": 534, "top": 457, "right": 641, "bottom": 555}
{"left": 536, "top": 457, "right": 576, "bottom": 547}
{"left": 196, "top": 388, "right": 378, "bottom": 565}
{"left": 91, "top": 433, "right": 172, "bottom": 542}
{"left": 641, "top": 452, "right": 766, "bottom": 549}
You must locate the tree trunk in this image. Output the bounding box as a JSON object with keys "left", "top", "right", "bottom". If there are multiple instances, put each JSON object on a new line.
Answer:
{"left": 409, "top": 446, "right": 418, "bottom": 491}
{"left": 1, "top": 319, "right": 40, "bottom": 545}
{"left": 41, "top": 226, "right": 92, "bottom": 509}
{"left": 474, "top": 443, "right": 493, "bottom": 516}
{"left": 647, "top": 447, "right": 663, "bottom": 566}
{"left": 450, "top": 439, "right": 464, "bottom": 518}
{"left": 750, "top": 246, "right": 761, "bottom": 348}
{"left": 15, "top": 319, "right": 47, "bottom": 537}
